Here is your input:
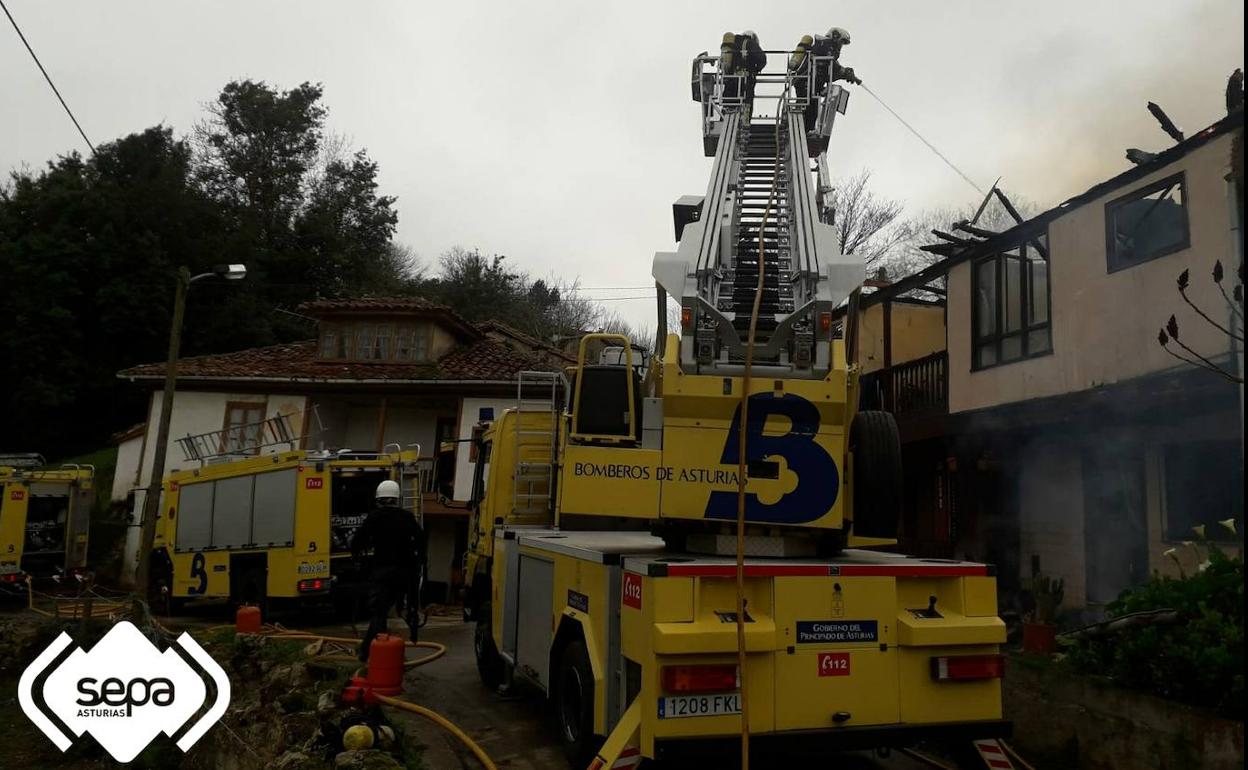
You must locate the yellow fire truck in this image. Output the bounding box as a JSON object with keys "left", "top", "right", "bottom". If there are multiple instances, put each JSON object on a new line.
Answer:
{"left": 150, "top": 448, "right": 421, "bottom": 610}
{"left": 463, "top": 36, "right": 1009, "bottom": 769}
{"left": 0, "top": 455, "right": 95, "bottom": 593}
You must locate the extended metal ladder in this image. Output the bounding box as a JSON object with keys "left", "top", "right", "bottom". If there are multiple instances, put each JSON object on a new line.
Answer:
{"left": 720, "top": 118, "right": 793, "bottom": 347}
{"left": 512, "top": 371, "right": 562, "bottom": 516}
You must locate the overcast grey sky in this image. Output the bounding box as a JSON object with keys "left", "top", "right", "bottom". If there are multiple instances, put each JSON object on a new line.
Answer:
{"left": 2, "top": 1, "right": 1243, "bottom": 329}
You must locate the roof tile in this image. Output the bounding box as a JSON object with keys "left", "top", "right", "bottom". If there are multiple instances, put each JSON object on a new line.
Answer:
{"left": 118, "top": 338, "right": 556, "bottom": 383}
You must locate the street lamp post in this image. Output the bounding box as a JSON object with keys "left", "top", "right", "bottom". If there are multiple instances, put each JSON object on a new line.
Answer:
{"left": 133, "top": 264, "right": 246, "bottom": 615}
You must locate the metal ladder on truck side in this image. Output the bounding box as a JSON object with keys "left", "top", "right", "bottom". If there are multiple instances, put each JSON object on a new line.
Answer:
{"left": 512, "top": 370, "right": 563, "bottom": 517}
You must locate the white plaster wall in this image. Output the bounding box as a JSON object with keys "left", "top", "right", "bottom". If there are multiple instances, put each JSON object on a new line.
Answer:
{"left": 453, "top": 398, "right": 513, "bottom": 501}
{"left": 112, "top": 435, "right": 144, "bottom": 502}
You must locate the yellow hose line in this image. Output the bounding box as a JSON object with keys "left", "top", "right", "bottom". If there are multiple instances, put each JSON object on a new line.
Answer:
{"left": 730, "top": 104, "right": 788, "bottom": 770}
{"left": 374, "top": 693, "right": 499, "bottom": 770}
{"left": 249, "top": 623, "right": 489, "bottom": 767}
{"left": 119, "top": 616, "right": 497, "bottom": 767}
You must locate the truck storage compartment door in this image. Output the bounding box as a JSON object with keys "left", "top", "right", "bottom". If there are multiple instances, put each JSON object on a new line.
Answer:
{"left": 515, "top": 553, "right": 555, "bottom": 689}
{"left": 772, "top": 575, "right": 900, "bottom": 729}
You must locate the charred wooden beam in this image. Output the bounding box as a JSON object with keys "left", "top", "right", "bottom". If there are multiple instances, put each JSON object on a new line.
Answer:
{"left": 931, "top": 229, "right": 975, "bottom": 245}
{"left": 1125, "top": 148, "right": 1158, "bottom": 165}
{"left": 993, "top": 188, "right": 1025, "bottom": 225}
{"left": 1147, "top": 101, "right": 1185, "bottom": 143}
{"left": 954, "top": 221, "right": 1000, "bottom": 239}
{"left": 969, "top": 177, "right": 1001, "bottom": 225}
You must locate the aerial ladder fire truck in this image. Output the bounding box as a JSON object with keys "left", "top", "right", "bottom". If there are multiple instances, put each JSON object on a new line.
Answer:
{"left": 464, "top": 35, "right": 1011, "bottom": 768}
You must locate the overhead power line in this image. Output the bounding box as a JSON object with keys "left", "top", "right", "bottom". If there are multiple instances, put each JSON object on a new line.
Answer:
{"left": 1, "top": 0, "right": 96, "bottom": 155}
{"left": 859, "top": 82, "right": 982, "bottom": 196}
{"left": 559, "top": 295, "right": 654, "bottom": 302}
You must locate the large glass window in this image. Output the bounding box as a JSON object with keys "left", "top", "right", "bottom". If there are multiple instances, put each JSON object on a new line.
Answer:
{"left": 972, "top": 234, "right": 1052, "bottom": 370}
{"left": 1105, "top": 173, "right": 1189, "bottom": 272}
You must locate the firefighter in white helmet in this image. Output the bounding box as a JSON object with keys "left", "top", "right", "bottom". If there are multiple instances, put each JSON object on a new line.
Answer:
{"left": 351, "top": 478, "right": 425, "bottom": 660}
{"left": 789, "top": 26, "right": 861, "bottom": 132}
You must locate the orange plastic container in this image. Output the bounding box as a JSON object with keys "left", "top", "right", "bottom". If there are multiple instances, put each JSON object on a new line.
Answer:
{"left": 366, "top": 634, "right": 405, "bottom": 695}
{"left": 235, "top": 605, "right": 262, "bottom": 634}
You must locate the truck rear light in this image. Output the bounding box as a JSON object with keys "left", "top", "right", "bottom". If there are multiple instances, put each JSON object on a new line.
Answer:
{"left": 931, "top": 654, "right": 1005, "bottom": 681}
{"left": 297, "top": 578, "right": 326, "bottom": 592}
{"left": 660, "top": 664, "right": 738, "bottom": 693}
{"left": 0, "top": 572, "right": 24, "bottom": 584}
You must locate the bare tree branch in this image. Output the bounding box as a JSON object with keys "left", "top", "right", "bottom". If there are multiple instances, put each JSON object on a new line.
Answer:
{"left": 1160, "top": 343, "right": 1244, "bottom": 383}
{"left": 1180, "top": 284, "right": 1245, "bottom": 342}
{"left": 830, "top": 169, "right": 912, "bottom": 268}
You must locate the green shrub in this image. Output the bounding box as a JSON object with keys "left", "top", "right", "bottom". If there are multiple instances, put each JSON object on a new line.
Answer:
{"left": 1065, "top": 547, "right": 1244, "bottom": 718}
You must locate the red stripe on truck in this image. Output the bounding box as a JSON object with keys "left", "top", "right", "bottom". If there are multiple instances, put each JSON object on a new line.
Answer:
{"left": 658, "top": 564, "right": 989, "bottom": 578}
{"left": 836, "top": 565, "right": 989, "bottom": 577}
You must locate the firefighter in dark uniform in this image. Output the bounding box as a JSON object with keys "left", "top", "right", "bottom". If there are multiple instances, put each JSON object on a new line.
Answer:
{"left": 720, "top": 30, "right": 767, "bottom": 106}
{"left": 789, "top": 27, "right": 861, "bottom": 132}
{"left": 352, "top": 479, "right": 425, "bottom": 661}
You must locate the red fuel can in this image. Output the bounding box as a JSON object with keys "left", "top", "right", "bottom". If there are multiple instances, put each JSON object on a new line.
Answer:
{"left": 235, "top": 605, "right": 262, "bottom": 634}
{"left": 366, "top": 634, "right": 405, "bottom": 695}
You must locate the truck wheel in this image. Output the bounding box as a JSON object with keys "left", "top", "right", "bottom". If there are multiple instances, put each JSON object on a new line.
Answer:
{"left": 474, "top": 603, "right": 505, "bottom": 689}
{"left": 555, "top": 640, "right": 599, "bottom": 768}
{"left": 147, "top": 554, "right": 184, "bottom": 616}
{"left": 849, "top": 410, "right": 903, "bottom": 538}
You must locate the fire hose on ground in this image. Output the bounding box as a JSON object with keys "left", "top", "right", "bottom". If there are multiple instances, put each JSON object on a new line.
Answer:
{"left": 231, "top": 618, "right": 498, "bottom": 770}
{"left": 25, "top": 587, "right": 498, "bottom": 770}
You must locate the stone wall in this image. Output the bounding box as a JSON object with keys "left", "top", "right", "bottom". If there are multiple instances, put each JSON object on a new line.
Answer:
{"left": 1005, "top": 655, "right": 1244, "bottom": 769}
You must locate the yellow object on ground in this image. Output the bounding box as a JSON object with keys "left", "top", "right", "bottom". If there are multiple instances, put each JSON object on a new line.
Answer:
{"left": 342, "top": 724, "right": 375, "bottom": 750}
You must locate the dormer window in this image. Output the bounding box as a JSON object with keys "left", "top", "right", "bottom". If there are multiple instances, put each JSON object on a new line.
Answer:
{"left": 319, "top": 321, "right": 430, "bottom": 362}
{"left": 395, "top": 325, "right": 429, "bottom": 361}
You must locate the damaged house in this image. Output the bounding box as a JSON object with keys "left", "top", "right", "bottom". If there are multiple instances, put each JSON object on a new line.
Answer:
{"left": 858, "top": 107, "right": 1244, "bottom": 612}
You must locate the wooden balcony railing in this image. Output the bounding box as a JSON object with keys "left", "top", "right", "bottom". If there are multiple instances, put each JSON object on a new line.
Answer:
{"left": 859, "top": 351, "right": 948, "bottom": 416}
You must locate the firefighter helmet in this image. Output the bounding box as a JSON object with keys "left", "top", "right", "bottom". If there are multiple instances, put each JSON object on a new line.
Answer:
{"left": 375, "top": 479, "right": 401, "bottom": 503}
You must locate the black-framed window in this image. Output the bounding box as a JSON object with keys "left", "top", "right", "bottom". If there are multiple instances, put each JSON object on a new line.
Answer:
{"left": 972, "top": 235, "right": 1051, "bottom": 370}
{"left": 1105, "top": 173, "right": 1189, "bottom": 272}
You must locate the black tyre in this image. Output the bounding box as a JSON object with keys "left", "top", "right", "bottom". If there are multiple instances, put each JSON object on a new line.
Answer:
{"left": 849, "top": 410, "right": 903, "bottom": 538}
{"left": 474, "top": 603, "right": 505, "bottom": 689}
{"left": 555, "top": 640, "right": 600, "bottom": 768}
{"left": 147, "top": 552, "right": 182, "bottom": 616}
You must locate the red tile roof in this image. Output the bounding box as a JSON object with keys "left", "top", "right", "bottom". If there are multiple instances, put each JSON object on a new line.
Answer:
{"left": 298, "top": 297, "right": 479, "bottom": 339}
{"left": 476, "top": 319, "right": 576, "bottom": 363}
{"left": 118, "top": 338, "right": 557, "bottom": 384}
